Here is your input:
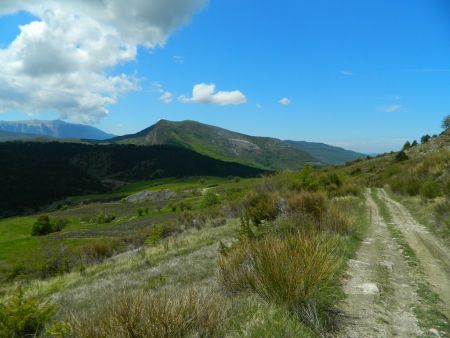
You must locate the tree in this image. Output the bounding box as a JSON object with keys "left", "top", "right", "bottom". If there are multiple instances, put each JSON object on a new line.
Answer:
{"left": 442, "top": 115, "right": 450, "bottom": 130}
{"left": 421, "top": 134, "right": 431, "bottom": 144}
{"left": 402, "top": 141, "right": 411, "bottom": 150}
{"left": 395, "top": 151, "right": 409, "bottom": 162}
{"left": 411, "top": 140, "right": 418, "bottom": 147}
{"left": 31, "top": 215, "right": 52, "bottom": 236}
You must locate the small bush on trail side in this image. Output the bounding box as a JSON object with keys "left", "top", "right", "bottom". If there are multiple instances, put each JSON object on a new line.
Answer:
{"left": 66, "top": 289, "right": 228, "bottom": 338}
{"left": 243, "top": 191, "right": 279, "bottom": 225}
{"left": 0, "top": 287, "right": 54, "bottom": 337}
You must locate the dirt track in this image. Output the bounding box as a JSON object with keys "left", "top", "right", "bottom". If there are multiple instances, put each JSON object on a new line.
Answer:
{"left": 338, "top": 189, "right": 449, "bottom": 338}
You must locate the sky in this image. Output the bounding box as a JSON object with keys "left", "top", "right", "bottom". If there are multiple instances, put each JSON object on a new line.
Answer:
{"left": 0, "top": 0, "right": 450, "bottom": 153}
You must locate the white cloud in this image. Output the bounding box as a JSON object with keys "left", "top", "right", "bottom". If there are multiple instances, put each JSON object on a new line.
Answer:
{"left": 180, "top": 83, "right": 246, "bottom": 106}
{"left": 340, "top": 70, "right": 353, "bottom": 76}
{"left": 380, "top": 104, "right": 405, "bottom": 113}
{"left": 159, "top": 91, "right": 173, "bottom": 103}
{"left": 0, "top": 0, "right": 206, "bottom": 122}
{"left": 279, "top": 97, "right": 290, "bottom": 105}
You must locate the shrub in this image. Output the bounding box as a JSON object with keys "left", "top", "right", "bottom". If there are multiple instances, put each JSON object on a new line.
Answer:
{"left": 137, "top": 208, "right": 144, "bottom": 217}
{"left": 66, "top": 289, "right": 228, "bottom": 338}
{"left": 52, "top": 218, "right": 69, "bottom": 232}
{"left": 201, "top": 190, "right": 220, "bottom": 207}
{"left": 420, "top": 179, "right": 441, "bottom": 199}
{"left": 285, "top": 192, "right": 327, "bottom": 223}
{"left": 218, "top": 232, "right": 342, "bottom": 331}
{"left": 394, "top": 151, "right": 408, "bottom": 162}
{"left": 31, "top": 215, "right": 52, "bottom": 236}
{"left": 146, "top": 224, "right": 166, "bottom": 246}
{"left": 243, "top": 191, "right": 279, "bottom": 225}
{"left": 0, "top": 287, "right": 54, "bottom": 337}
{"left": 421, "top": 134, "right": 431, "bottom": 144}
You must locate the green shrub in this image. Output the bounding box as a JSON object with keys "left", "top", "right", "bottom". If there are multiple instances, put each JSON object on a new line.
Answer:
{"left": 66, "top": 289, "right": 228, "bottom": 338}
{"left": 420, "top": 180, "right": 441, "bottom": 199}
{"left": 0, "top": 288, "right": 54, "bottom": 337}
{"left": 31, "top": 215, "right": 52, "bottom": 236}
{"left": 394, "top": 151, "right": 408, "bottom": 162}
{"left": 243, "top": 191, "right": 279, "bottom": 225}
{"left": 201, "top": 190, "right": 220, "bottom": 207}
{"left": 146, "top": 224, "right": 166, "bottom": 246}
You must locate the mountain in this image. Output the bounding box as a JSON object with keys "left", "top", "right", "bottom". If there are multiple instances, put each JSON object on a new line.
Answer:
{"left": 110, "top": 120, "right": 321, "bottom": 170}
{"left": 286, "top": 140, "right": 366, "bottom": 165}
{"left": 0, "top": 142, "right": 265, "bottom": 217}
{"left": 0, "top": 120, "right": 115, "bottom": 140}
{"left": 0, "top": 130, "right": 43, "bottom": 142}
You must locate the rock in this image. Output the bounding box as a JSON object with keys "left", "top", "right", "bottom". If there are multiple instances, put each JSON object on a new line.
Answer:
{"left": 357, "top": 283, "right": 379, "bottom": 295}
{"left": 428, "top": 328, "right": 441, "bottom": 337}
{"left": 126, "top": 189, "right": 176, "bottom": 203}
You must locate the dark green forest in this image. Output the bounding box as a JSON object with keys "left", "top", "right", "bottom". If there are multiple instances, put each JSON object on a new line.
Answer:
{"left": 0, "top": 142, "right": 265, "bottom": 217}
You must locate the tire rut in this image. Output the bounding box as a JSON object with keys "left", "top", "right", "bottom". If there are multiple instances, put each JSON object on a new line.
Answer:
{"left": 338, "top": 191, "right": 421, "bottom": 337}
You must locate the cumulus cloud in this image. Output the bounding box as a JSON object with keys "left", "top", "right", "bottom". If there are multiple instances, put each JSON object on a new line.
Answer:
{"left": 159, "top": 92, "right": 173, "bottom": 103}
{"left": 0, "top": 0, "right": 206, "bottom": 122}
{"left": 279, "top": 97, "right": 290, "bottom": 105}
{"left": 180, "top": 83, "right": 246, "bottom": 105}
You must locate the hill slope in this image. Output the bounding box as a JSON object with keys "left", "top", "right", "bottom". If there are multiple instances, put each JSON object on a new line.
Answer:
{"left": 286, "top": 140, "right": 366, "bottom": 164}
{"left": 0, "top": 142, "right": 265, "bottom": 216}
{"left": 111, "top": 120, "right": 321, "bottom": 170}
{"left": 0, "top": 130, "right": 42, "bottom": 141}
{"left": 0, "top": 120, "right": 115, "bottom": 140}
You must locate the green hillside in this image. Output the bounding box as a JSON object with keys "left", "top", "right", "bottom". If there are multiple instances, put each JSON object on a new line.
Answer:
{"left": 111, "top": 120, "right": 321, "bottom": 170}
{"left": 286, "top": 140, "right": 366, "bottom": 164}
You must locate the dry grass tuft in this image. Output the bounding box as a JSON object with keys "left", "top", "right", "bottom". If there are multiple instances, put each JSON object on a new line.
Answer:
{"left": 67, "top": 288, "right": 229, "bottom": 338}
{"left": 218, "top": 231, "right": 342, "bottom": 330}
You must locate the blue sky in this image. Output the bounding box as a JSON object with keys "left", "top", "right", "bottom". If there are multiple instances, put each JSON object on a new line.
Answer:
{"left": 0, "top": 0, "right": 450, "bottom": 153}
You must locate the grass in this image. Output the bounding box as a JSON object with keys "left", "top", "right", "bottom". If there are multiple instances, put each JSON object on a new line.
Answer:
{"left": 65, "top": 288, "right": 229, "bottom": 337}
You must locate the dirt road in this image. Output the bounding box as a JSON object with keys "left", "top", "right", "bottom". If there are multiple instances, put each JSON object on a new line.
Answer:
{"left": 338, "top": 189, "right": 449, "bottom": 338}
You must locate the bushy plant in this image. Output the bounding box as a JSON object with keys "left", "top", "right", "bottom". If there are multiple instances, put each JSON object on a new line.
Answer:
{"left": 31, "top": 215, "right": 52, "bottom": 236}
{"left": 66, "top": 289, "right": 228, "bottom": 338}
{"left": 218, "top": 232, "right": 342, "bottom": 331}
{"left": 243, "top": 191, "right": 279, "bottom": 225}
{"left": 285, "top": 192, "right": 327, "bottom": 222}
{"left": 201, "top": 190, "right": 220, "bottom": 207}
{"left": 420, "top": 179, "right": 441, "bottom": 199}
{"left": 0, "top": 288, "right": 54, "bottom": 337}
{"left": 146, "top": 224, "right": 166, "bottom": 246}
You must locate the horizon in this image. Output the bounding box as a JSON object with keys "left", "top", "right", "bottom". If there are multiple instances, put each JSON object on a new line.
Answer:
{"left": 1, "top": 1, "right": 449, "bottom": 153}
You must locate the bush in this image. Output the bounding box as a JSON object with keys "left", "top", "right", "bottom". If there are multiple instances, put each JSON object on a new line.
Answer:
{"left": 394, "top": 151, "right": 408, "bottom": 162}
{"left": 201, "top": 190, "right": 220, "bottom": 207}
{"left": 66, "top": 289, "right": 228, "bottom": 338}
{"left": 31, "top": 215, "right": 53, "bottom": 236}
{"left": 146, "top": 224, "right": 166, "bottom": 246}
{"left": 243, "top": 191, "right": 279, "bottom": 225}
{"left": 0, "top": 287, "right": 54, "bottom": 337}
{"left": 218, "top": 232, "right": 342, "bottom": 331}
{"left": 285, "top": 192, "right": 327, "bottom": 222}
{"left": 420, "top": 180, "right": 441, "bottom": 199}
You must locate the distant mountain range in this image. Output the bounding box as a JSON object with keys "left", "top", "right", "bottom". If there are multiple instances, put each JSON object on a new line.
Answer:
{"left": 111, "top": 120, "right": 319, "bottom": 170}
{"left": 0, "top": 118, "right": 366, "bottom": 168}
{"left": 111, "top": 119, "right": 364, "bottom": 168}
{"left": 286, "top": 140, "right": 365, "bottom": 165}
{"left": 0, "top": 119, "right": 115, "bottom": 140}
